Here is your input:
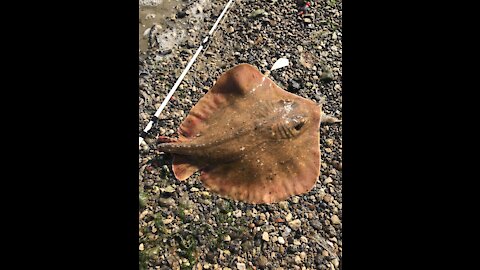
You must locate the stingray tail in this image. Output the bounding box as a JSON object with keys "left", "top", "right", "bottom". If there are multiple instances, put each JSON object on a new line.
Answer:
{"left": 321, "top": 112, "right": 342, "bottom": 124}
{"left": 318, "top": 97, "right": 341, "bottom": 124}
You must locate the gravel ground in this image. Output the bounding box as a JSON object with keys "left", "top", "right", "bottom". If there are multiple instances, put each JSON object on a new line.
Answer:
{"left": 139, "top": 0, "right": 342, "bottom": 269}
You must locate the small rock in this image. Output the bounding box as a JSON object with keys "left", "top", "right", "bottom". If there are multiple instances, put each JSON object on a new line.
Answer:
{"left": 300, "top": 236, "right": 308, "bottom": 243}
{"left": 162, "top": 185, "right": 175, "bottom": 193}
{"left": 224, "top": 235, "right": 231, "bottom": 242}
{"left": 310, "top": 220, "right": 323, "bottom": 230}
{"left": 331, "top": 215, "right": 341, "bottom": 225}
{"left": 332, "top": 258, "right": 339, "bottom": 267}
{"left": 294, "top": 255, "right": 302, "bottom": 264}
{"left": 289, "top": 219, "right": 302, "bottom": 230}
{"left": 275, "top": 217, "right": 285, "bottom": 223}
{"left": 285, "top": 213, "right": 293, "bottom": 222}
{"left": 300, "top": 252, "right": 307, "bottom": 259}
{"left": 320, "top": 69, "right": 334, "bottom": 81}
{"left": 277, "top": 236, "right": 285, "bottom": 244}
{"left": 325, "top": 138, "right": 334, "bottom": 146}
{"left": 334, "top": 161, "right": 342, "bottom": 170}
{"left": 322, "top": 250, "right": 329, "bottom": 257}
{"left": 323, "top": 194, "right": 333, "bottom": 203}
{"left": 236, "top": 262, "right": 246, "bottom": 270}
{"left": 159, "top": 197, "right": 175, "bottom": 207}
{"left": 233, "top": 210, "right": 242, "bottom": 218}
{"left": 248, "top": 8, "right": 265, "bottom": 18}
{"left": 304, "top": 18, "right": 312, "bottom": 23}
{"left": 258, "top": 255, "right": 268, "bottom": 268}
{"left": 163, "top": 218, "right": 173, "bottom": 224}
{"left": 177, "top": 10, "right": 187, "bottom": 18}
{"left": 290, "top": 80, "right": 301, "bottom": 91}
{"left": 279, "top": 201, "right": 289, "bottom": 210}
{"left": 324, "top": 177, "right": 333, "bottom": 184}
{"left": 262, "top": 232, "right": 270, "bottom": 242}
{"left": 191, "top": 187, "right": 200, "bottom": 192}
{"left": 227, "top": 26, "right": 235, "bottom": 33}
{"left": 139, "top": 243, "right": 144, "bottom": 251}
{"left": 293, "top": 239, "right": 301, "bottom": 246}
{"left": 292, "top": 196, "right": 300, "bottom": 203}
{"left": 297, "top": 45, "right": 304, "bottom": 52}
{"left": 259, "top": 213, "right": 266, "bottom": 220}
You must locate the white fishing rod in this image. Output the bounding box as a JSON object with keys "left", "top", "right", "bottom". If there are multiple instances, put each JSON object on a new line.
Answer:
{"left": 139, "top": 0, "right": 236, "bottom": 146}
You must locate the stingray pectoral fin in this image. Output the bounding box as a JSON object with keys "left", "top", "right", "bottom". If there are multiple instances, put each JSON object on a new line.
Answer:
{"left": 172, "top": 155, "right": 203, "bottom": 181}
{"left": 200, "top": 140, "right": 320, "bottom": 204}
{"left": 177, "top": 64, "right": 264, "bottom": 141}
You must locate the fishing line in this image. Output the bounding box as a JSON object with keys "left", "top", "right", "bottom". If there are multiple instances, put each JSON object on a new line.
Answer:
{"left": 139, "top": 0, "right": 236, "bottom": 146}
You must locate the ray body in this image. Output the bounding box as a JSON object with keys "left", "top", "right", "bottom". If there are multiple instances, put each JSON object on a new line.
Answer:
{"left": 158, "top": 64, "right": 322, "bottom": 204}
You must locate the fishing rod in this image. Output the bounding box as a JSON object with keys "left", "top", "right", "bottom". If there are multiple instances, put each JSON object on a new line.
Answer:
{"left": 139, "top": 0, "right": 236, "bottom": 146}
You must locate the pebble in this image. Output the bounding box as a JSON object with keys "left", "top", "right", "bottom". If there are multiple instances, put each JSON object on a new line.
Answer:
{"left": 297, "top": 45, "right": 304, "bottom": 52}
{"left": 332, "top": 258, "right": 339, "bottom": 267}
{"left": 324, "top": 177, "right": 333, "bottom": 184}
{"left": 262, "top": 232, "right": 270, "bottom": 242}
{"left": 325, "top": 138, "right": 334, "bottom": 146}
{"left": 300, "top": 252, "right": 307, "bottom": 259}
{"left": 258, "top": 256, "right": 268, "bottom": 268}
{"left": 227, "top": 26, "right": 235, "bottom": 33}
{"left": 290, "top": 80, "right": 301, "bottom": 91}
{"left": 331, "top": 215, "right": 341, "bottom": 225}
{"left": 293, "top": 239, "right": 301, "bottom": 246}
{"left": 163, "top": 218, "right": 173, "bottom": 224}
{"left": 323, "top": 194, "right": 333, "bottom": 203}
{"left": 224, "top": 235, "right": 231, "bottom": 242}
{"left": 310, "top": 219, "right": 323, "bottom": 230}
{"left": 300, "top": 236, "right": 308, "bottom": 243}
{"left": 236, "top": 263, "right": 246, "bottom": 270}
{"left": 233, "top": 210, "right": 242, "bottom": 218}
{"left": 285, "top": 213, "right": 293, "bottom": 222}
{"left": 289, "top": 219, "right": 302, "bottom": 230}
{"left": 277, "top": 236, "right": 285, "bottom": 244}
{"left": 159, "top": 198, "right": 175, "bottom": 207}
{"left": 279, "top": 201, "right": 289, "bottom": 210}
{"left": 304, "top": 18, "right": 312, "bottom": 23}
{"left": 139, "top": 243, "right": 144, "bottom": 251}
{"left": 294, "top": 255, "right": 302, "bottom": 264}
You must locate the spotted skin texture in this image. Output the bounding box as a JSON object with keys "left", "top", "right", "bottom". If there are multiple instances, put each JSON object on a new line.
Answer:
{"left": 157, "top": 64, "right": 321, "bottom": 204}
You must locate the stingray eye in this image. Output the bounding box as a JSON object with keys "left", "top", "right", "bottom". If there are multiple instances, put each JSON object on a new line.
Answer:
{"left": 294, "top": 121, "right": 304, "bottom": 131}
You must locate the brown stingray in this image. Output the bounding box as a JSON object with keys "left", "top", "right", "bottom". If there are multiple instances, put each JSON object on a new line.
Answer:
{"left": 157, "top": 63, "right": 325, "bottom": 204}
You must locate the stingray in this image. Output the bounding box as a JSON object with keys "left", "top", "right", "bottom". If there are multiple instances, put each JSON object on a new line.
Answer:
{"left": 157, "top": 63, "right": 340, "bottom": 204}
